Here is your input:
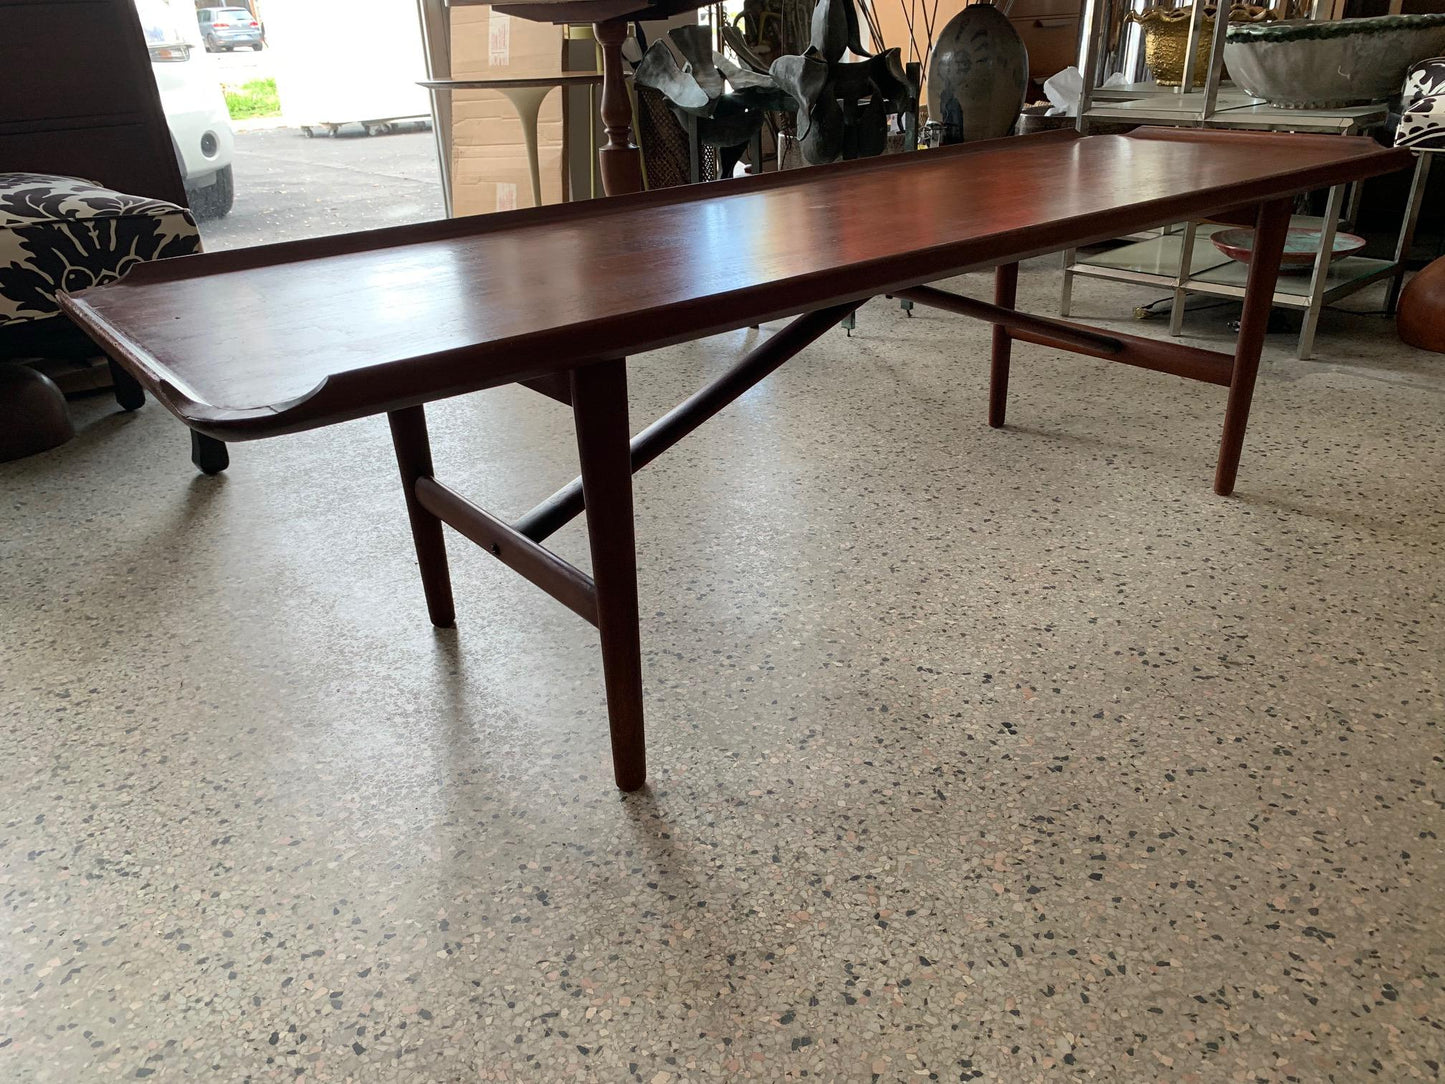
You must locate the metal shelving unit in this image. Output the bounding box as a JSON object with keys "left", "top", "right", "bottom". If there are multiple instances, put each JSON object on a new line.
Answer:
{"left": 1060, "top": 0, "right": 1429, "bottom": 358}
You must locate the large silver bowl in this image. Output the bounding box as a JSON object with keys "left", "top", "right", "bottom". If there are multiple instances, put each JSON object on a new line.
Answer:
{"left": 1224, "top": 14, "right": 1445, "bottom": 109}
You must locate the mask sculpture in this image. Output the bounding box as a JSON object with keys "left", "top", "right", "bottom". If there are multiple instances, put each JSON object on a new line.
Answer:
{"left": 634, "top": 25, "right": 794, "bottom": 181}
{"left": 768, "top": 0, "right": 918, "bottom": 165}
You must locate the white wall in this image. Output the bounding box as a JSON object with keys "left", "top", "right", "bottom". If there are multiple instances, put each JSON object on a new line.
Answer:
{"left": 266, "top": 0, "right": 431, "bottom": 126}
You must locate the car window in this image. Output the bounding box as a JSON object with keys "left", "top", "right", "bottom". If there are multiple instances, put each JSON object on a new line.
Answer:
{"left": 220, "top": 8, "right": 253, "bottom": 17}
{"left": 198, "top": 10, "right": 210, "bottom": 20}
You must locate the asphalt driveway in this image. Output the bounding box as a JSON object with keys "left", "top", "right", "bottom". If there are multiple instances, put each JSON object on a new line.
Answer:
{"left": 194, "top": 123, "right": 445, "bottom": 252}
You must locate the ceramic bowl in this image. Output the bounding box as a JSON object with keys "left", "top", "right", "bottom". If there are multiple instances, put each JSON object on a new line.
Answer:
{"left": 1211, "top": 226, "right": 1366, "bottom": 269}
{"left": 1224, "top": 13, "right": 1445, "bottom": 108}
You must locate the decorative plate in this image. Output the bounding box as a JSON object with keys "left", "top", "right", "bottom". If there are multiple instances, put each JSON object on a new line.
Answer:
{"left": 1210, "top": 227, "right": 1367, "bottom": 269}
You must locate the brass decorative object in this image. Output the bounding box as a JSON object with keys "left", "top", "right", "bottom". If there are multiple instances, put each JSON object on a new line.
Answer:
{"left": 1127, "top": 4, "right": 1274, "bottom": 89}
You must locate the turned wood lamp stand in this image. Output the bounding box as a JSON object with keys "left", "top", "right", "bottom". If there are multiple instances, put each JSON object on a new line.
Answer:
{"left": 491, "top": 0, "right": 713, "bottom": 196}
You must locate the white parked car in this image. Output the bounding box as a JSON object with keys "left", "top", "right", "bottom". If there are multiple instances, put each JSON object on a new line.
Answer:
{"left": 137, "top": 0, "right": 237, "bottom": 218}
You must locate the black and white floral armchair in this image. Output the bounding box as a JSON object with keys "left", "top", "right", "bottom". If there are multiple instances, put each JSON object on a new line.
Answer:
{"left": 1394, "top": 58, "right": 1445, "bottom": 353}
{"left": 1396, "top": 56, "right": 1445, "bottom": 152}
{"left": 0, "top": 172, "right": 200, "bottom": 360}
{"left": 0, "top": 172, "right": 225, "bottom": 469}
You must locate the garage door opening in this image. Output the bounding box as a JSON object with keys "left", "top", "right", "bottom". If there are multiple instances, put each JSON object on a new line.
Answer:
{"left": 141, "top": 0, "right": 444, "bottom": 252}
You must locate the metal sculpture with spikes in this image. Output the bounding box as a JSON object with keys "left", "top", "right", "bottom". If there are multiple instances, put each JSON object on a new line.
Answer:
{"left": 634, "top": 25, "right": 794, "bottom": 181}
{"left": 768, "top": 0, "right": 918, "bottom": 166}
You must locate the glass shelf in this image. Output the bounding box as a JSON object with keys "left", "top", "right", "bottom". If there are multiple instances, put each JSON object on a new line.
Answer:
{"left": 1066, "top": 0, "right": 1425, "bottom": 360}
{"left": 1088, "top": 81, "right": 1259, "bottom": 103}
{"left": 1190, "top": 255, "right": 1396, "bottom": 305}
{"left": 1077, "top": 229, "right": 1232, "bottom": 277}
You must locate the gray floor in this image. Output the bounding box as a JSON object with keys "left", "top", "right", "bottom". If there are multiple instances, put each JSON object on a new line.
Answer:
{"left": 2, "top": 263, "right": 1442, "bottom": 1082}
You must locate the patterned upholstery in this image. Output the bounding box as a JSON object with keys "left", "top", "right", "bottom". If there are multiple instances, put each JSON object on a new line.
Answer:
{"left": 1396, "top": 56, "right": 1445, "bottom": 151}
{"left": 0, "top": 172, "right": 200, "bottom": 329}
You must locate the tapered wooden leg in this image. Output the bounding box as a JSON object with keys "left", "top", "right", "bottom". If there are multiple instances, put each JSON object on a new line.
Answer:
{"left": 990, "top": 262, "right": 1018, "bottom": 428}
{"left": 1215, "top": 198, "right": 1291, "bottom": 497}
{"left": 387, "top": 405, "right": 455, "bottom": 627}
{"left": 190, "top": 430, "right": 228, "bottom": 474}
{"left": 570, "top": 358, "right": 646, "bottom": 791}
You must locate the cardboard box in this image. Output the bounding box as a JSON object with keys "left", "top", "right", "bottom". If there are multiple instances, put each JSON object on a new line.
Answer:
{"left": 451, "top": 5, "right": 571, "bottom": 78}
{"left": 448, "top": 6, "right": 568, "bottom": 216}
{"left": 451, "top": 90, "right": 566, "bottom": 213}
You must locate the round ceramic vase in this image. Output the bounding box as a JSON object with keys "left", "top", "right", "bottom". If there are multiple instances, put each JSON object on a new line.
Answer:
{"left": 1399, "top": 255, "right": 1445, "bottom": 353}
{"left": 926, "top": 4, "right": 1028, "bottom": 145}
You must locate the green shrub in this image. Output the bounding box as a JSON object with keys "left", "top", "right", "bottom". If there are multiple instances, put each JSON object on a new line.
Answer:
{"left": 224, "top": 77, "right": 280, "bottom": 120}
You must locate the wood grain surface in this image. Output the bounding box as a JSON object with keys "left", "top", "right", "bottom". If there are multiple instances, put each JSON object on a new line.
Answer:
{"left": 59, "top": 128, "right": 1410, "bottom": 441}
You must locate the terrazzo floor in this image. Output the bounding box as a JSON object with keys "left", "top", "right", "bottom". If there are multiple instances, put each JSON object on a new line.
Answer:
{"left": 2, "top": 262, "right": 1442, "bottom": 1082}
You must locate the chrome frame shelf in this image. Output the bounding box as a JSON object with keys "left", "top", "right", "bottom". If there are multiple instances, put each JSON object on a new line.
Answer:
{"left": 1060, "top": 0, "right": 1430, "bottom": 359}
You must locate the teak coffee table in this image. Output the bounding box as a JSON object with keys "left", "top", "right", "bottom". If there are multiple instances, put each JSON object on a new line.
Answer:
{"left": 60, "top": 129, "right": 1410, "bottom": 791}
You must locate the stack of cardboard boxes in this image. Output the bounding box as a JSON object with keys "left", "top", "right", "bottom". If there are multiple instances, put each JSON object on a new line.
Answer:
{"left": 448, "top": 6, "right": 572, "bottom": 215}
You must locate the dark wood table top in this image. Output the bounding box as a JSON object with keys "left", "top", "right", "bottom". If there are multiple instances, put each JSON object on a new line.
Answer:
{"left": 488, "top": 0, "right": 708, "bottom": 25}
{"left": 60, "top": 129, "right": 1409, "bottom": 441}
{"left": 420, "top": 75, "right": 604, "bottom": 90}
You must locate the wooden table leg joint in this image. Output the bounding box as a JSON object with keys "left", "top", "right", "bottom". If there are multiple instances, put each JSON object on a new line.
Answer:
{"left": 520, "top": 373, "right": 573, "bottom": 405}
{"left": 516, "top": 301, "right": 861, "bottom": 544}
{"left": 390, "top": 303, "right": 859, "bottom": 792}
{"left": 415, "top": 475, "right": 598, "bottom": 625}
{"left": 902, "top": 248, "right": 1303, "bottom": 494}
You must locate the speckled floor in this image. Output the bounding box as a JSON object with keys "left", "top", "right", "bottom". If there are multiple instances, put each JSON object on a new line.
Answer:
{"left": 2, "top": 262, "right": 1442, "bottom": 1082}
